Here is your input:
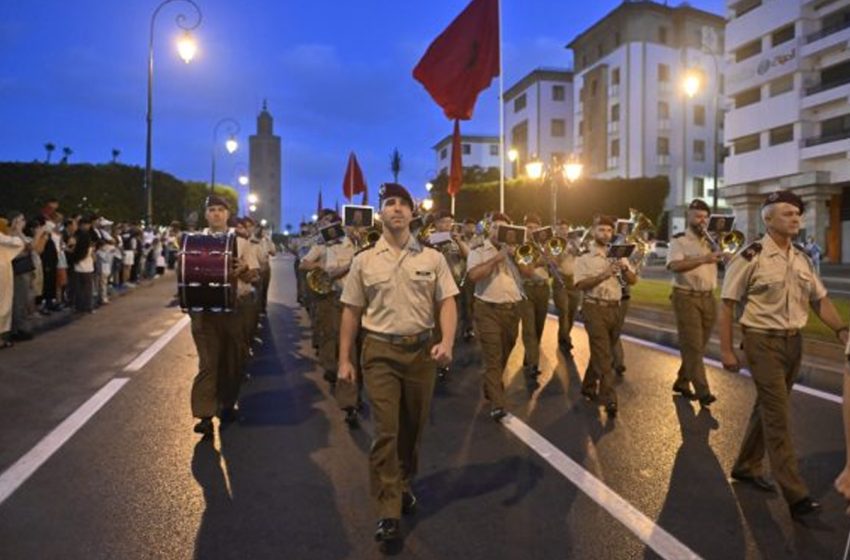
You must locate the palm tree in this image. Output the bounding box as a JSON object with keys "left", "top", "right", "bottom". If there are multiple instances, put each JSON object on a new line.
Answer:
{"left": 44, "top": 143, "right": 55, "bottom": 163}
{"left": 59, "top": 146, "right": 73, "bottom": 164}
{"left": 111, "top": 148, "right": 121, "bottom": 163}
{"left": 389, "top": 148, "right": 403, "bottom": 183}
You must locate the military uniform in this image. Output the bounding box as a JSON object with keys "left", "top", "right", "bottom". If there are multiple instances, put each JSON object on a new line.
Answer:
{"left": 341, "top": 234, "right": 458, "bottom": 521}
{"left": 460, "top": 232, "right": 484, "bottom": 338}
{"left": 552, "top": 249, "right": 581, "bottom": 353}
{"left": 721, "top": 233, "right": 827, "bottom": 506}
{"left": 467, "top": 239, "right": 524, "bottom": 413}
{"left": 575, "top": 243, "right": 631, "bottom": 411}
{"left": 667, "top": 228, "right": 718, "bottom": 399}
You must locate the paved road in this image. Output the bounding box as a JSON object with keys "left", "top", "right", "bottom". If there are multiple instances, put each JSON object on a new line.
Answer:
{"left": 0, "top": 257, "right": 848, "bottom": 559}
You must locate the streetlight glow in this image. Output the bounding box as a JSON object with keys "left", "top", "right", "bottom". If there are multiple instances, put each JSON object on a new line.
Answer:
{"left": 508, "top": 148, "right": 519, "bottom": 162}
{"left": 249, "top": 204, "right": 257, "bottom": 212}
{"left": 176, "top": 31, "right": 198, "bottom": 63}
{"left": 247, "top": 193, "right": 258, "bottom": 204}
{"left": 238, "top": 174, "right": 249, "bottom": 186}
{"left": 311, "top": 213, "right": 319, "bottom": 222}
{"left": 525, "top": 158, "right": 544, "bottom": 180}
{"left": 563, "top": 157, "right": 583, "bottom": 183}
{"left": 683, "top": 72, "right": 701, "bottom": 99}
{"left": 225, "top": 136, "right": 238, "bottom": 154}
{"left": 261, "top": 219, "right": 268, "bottom": 227}
{"left": 422, "top": 198, "right": 434, "bottom": 212}
{"left": 425, "top": 182, "right": 433, "bottom": 192}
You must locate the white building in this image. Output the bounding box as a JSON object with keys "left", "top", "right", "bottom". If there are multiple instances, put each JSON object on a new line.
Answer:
{"left": 723, "top": 0, "right": 850, "bottom": 263}
{"left": 503, "top": 68, "right": 575, "bottom": 177}
{"left": 433, "top": 134, "right": 500, "bottom": 177}
{"left": 568, "top": 1, "right": 726, "bottom": 234}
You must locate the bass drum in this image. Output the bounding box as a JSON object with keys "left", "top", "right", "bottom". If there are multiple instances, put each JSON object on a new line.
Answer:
{"left": 177, "top": 232, "right": 238, "bottom": 312}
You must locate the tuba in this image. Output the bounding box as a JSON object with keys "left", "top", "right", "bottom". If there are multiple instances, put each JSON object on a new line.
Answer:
{"left": 306, "top": 268, "right": 334, "bottom": 295}
{"left": 719, "top": 230, "right": 745, "bottom": 254}
{"left": 626, "top": 209, "right": 654, "bottom": 269}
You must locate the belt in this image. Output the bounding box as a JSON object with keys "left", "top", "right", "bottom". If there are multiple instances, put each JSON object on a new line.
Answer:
{"left": 742, "top": 326, "right": 800, "bottom": 337}
{"left": 475, "top": 298, "right": 520, "bottom": 310}
{"left": 673, "top": 287, "right": 714, "bottom": 297}
{"left": 523, "top": 279, "right": 548, "bottom": 287}
{"left": 583, "top": 297, "right": 620, "bottom": 307}
{"left": 364, "top": 330, "right": 432, "bottom": 346}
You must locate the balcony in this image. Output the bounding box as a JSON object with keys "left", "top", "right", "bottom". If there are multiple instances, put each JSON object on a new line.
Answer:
{"left": 607, "top": 121, "right": 620, "bottom": 135}
{"left": 804, "top": 128, "right": 850, "bottom": 147}
{"left": 807, "top": 19, "right": 850, "bottom": 44}
{"left": 658, "top": 118, "right": 671, "bottom": 131}
{"left": 801, "top": 20, "right": 850, "bottom": 59}
{"left": 609, "top": 84, "right": 620, "bottom": 98}
{"left": 802, "top": 76, "right": 850, "bottom": 109}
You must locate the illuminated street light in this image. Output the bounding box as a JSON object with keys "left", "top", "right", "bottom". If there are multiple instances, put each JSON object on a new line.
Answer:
{"left": 525, "top": 157, "right": 544, "bottom": 180}
{"left": 249, "top": 204, "right": 257, "bottom": 212}
{"left": 311, "top": 213, "right": 319, "bottom": 222}
{"left": 238, "top": 174, "right": 249, "bottom": 186}
{"left": 176, "top": 31, "right": 198, "bottom": 63}
{"left": 261, "top": 219, "right": 268, "bottom": 227}
{"left": 209, "top": 117, "right": 240, "bottom": 192}
{"left": 507, "top": 148, "right": 519, "bottom": 162}
{"left": 683, "top": 71, "right": 701, "bottom": 99}
{"left": 247, "top": 193, "right": 259, "bottom": 205}
{"left": 422, "top": 198, "right": 434, "bottom": 212}
{"left": 225, "top": 135, "right": 238, "bottom": 154}
{"left": 563, "top": 157, "right": 583, "bottom": 183}
{"left": 425, "top": 182, "right": 433, "bottom": 192}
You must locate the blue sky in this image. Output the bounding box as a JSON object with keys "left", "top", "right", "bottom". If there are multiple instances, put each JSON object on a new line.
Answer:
{"left": 0, "top": 0, "right": 724, "bottom": 227}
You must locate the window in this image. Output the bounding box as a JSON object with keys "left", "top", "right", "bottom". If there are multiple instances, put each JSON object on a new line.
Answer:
{"left": 770, "top": 75, "right": 794, "bottom": 97}
{"left": 551, "top": 119, "right": 566, "bottom": 137}
{"left": 821, "top": 114, "right": 850, "bottom": 137}
{"left": 733, "top": 0, "right": 762, "bottom": 19}
{"left": 658, "top": 101, "right": 669, "bottom": 119}
{"left": 693, "top": 177, "right": 705, "bottom": 198}
{"left": 734, "top": 87, "right": 761, "bottom": 108}
{"left": 733, "top": 133, "right": 760, "bottom": 154}
{"left": 611, "top": 139, "right": 620, "bottom": 157}
{"left": 612, "top": 67, "right": 620, "bottom": 86}
{"left": 611, "top": 104, "right": 620, "bottom": 122}
{"left": 552, "top": 85, "right": 565, "bottom": 101}
{"left": 551, "top": 152, "right": 565, "bottom": 163}
{"left": 657, "top": 137, "right": 670, "bottom": 155}
{"left": 514, "top": 93, "right": 527, "bottom": 112}
{"left": 658, "top": 64, "right": 670, "bottom": 82}
{"left": 694, "top": 105, "right": 706, "bottom": 126}
{"left": 462, "top": 144, "right": 471, "bottom": 155}
{"left": 769, "top": 124, "right": 794, "bottom": 145}
{"left": 772, "top": 24, "right": 795, "bottom": 46}
{"left": 489, "top": 144, "right": 499, "bottom": 156}
{"left": 659, "top": 27, "right": 668, "bottom": 45}
{"left": 694, "top": 139, "right": 706, "bottom": 161}
{"left": 735, "top": 39, "right": 762, "bottom": 63}
{"left": 440, "top": 148, "right": 448, "bottom": 160}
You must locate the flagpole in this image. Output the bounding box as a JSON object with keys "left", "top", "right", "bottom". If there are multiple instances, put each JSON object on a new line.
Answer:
{"left": 498, "top": 0, "right": 505, "bottom": 213}
{"left": 451, "top": 195, "right": 456, "bottom": 215}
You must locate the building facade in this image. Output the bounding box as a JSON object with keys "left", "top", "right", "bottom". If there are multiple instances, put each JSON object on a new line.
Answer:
{"left": 503, "top": 68, "right": 575, "bottom": 177}
{"left": 433, "top": 134, "right": 501, "bottom": 177}
{"left": 723, "top": 0, "right": 850, "bottom": 262}
{"left": 249, "top": 101, "right": 282, "bottom": 232}
{"left": 568, "top": 1, "right": 726, "bottom": 235}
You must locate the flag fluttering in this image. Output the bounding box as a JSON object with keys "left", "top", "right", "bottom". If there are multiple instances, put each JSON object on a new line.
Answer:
{"left": 342, "top": 152, "right": 367, "bottom": 201}
{"left": 413, "top": 0, "right": 499, "bottom": 199}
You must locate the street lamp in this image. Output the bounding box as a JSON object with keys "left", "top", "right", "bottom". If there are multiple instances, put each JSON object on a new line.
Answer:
{"left": 144, "top": 0, "right": 202, "bottom": 226}
{"left": 238, "top": 174, "right": 249, "bottom": 186}
{"left": 507, "top": 148, "right": 519, "bottom": 178}
{"left": 209, "top": 117, "right": 240, "bottom": 192}
{"left": 683, "top": 71, "right": 701, "bottom": 99}
{"left": 249, "top": 204, "right": 257, "bottom": 213}
{"left": 311, "top": 213, "right": 319, "bottom": 222}
{"left": 425, "top": 182, "right": 433, "bottom": 192}
{"left": 247, "top": 193, "right": 258, "bottom": 205}
{"left": 421, "top": 198, "right": 434, "bottom": 212}
{"left": 524, "top": 154, "right": 582, "bottom": 225}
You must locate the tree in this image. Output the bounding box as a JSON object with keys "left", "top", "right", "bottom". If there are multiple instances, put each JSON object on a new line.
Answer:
{"left": 111, "top": 149, "right": 121, "bottom": 163}
{"left": 59, "top": 147, "right": 73, "bottom": 165}
{"left": 44, "top": 143, "right": 55, "bottom": 164}
{"left": 389, "top": 148, "right": 403, "bottom": 182}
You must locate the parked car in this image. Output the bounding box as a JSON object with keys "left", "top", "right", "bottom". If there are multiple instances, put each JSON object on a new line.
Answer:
{"left": 648, "top": 240, "right": 669, "bottom": 262}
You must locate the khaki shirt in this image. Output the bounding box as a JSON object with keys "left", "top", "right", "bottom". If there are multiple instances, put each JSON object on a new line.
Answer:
{"left": 667, "top": 229, "right": 717, "bottom": 291}
{"left": 467, "top": 240, "right": 524, "bottom": 303}
{"left": 302, "top": 243, "right": 324, "bottom": 263}
{"left": 721, "top": 234, "right": 827, "bottom": 330}
{"left": 324, "top": 237, "right": 355, "bottom": 291}
{"left": 574, "top": 244, "right": 624, "bottom": 301}
{"left": 556, "top": 251, "right": 576, "bottom": 277}
{"left": 341, "top": 235, "right": 459, "bottom": 335}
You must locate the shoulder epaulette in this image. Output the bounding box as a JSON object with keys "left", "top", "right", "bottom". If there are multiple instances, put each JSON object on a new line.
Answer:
{"left": 740, "top": 241, "right": 762, "bottom": 261}
{"left": 792, "top": 242, "right": 807, "bottom": 254}
{"left": 672, "top": 232, "right": 685, "bottom": 239}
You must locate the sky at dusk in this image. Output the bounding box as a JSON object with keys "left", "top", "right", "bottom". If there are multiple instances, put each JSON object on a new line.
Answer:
{"left": 1, "top": 0, "right": 724, "bottom": 227}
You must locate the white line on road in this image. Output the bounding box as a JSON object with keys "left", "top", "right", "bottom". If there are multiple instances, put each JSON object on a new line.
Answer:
{"left": 0, "top": 378, "right": 130, "bottom": 506}
{"left": 549, "top": 313, "right": 844, "bottom": 405}
{"left": 502, "top": 414, "right": 701, "bottom": 560}
{"left": 124, "top": 315, "right": 190, "bottom": 372}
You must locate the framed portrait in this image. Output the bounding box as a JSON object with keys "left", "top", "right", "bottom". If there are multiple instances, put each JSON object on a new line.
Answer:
{"left": 708, "top": 214, "right": 735, "bottom": 234}
{"left": 409, "top": 215, "right": 424, "bottom": 233}
{"left": 530, "top": 226, "right": 554, "bottom": 246}
{"left": 342, "top": 205, "right": 374, "bottom": 228}
{"left": 614, "top": 220, "right": 634, "bottom": 238}
{"left": 607, "top": 243, "right": 636, "bottom": 259}
{"left": 319, "top": 222, "right": 345, "bottom": 243}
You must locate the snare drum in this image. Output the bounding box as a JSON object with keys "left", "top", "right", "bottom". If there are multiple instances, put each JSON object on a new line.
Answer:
{"left": 177, "top": 232, "right": 238, "bottom": 312}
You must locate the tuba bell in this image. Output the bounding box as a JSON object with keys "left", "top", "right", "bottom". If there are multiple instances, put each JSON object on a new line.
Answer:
{"left": 306, "top": 269, "right": 334, "bottom": 295}
{"left": 545, "top": 236, "right": 568, "bottom": 257}
{"left": 719, "top": 230, "right": 745, "bottom": 254}
{"left": 514, "top": 242, "right": 541, "bottom": 267}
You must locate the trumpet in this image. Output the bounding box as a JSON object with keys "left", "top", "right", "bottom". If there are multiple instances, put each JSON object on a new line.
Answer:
{"left": 514, "top": 242, "right": 541, "bottom": 267}
{"left": 353, "top": 226, "right": 382, "bottom": 254}
{"left": 700, "top": 226, "right": 745, "bottom": 255}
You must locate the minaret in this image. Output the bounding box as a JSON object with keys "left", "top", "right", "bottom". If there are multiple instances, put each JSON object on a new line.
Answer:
{"left": 249, "top": 99, "right": 282, "bottom": 231}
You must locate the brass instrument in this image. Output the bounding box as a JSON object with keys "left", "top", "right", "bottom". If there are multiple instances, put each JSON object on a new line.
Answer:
{"left": 546, "top": 236, "right": 568, "bottom": 257}
{"left": 353, "top": 226, "right": 382, "bottom": 255}
{"left": 417, "top": 223, "right": 436, "bottom": 246}
{"left": 514, "top": 242, "right": 541, "bottom": 267}
{"left": 306, "top": 268, "right": 334, "bottom": 295}
{"left": 625, "top": 209, "right": 655, "bottom": 272}
{"left": 700, "top": 225, "right": 745, "bottom": 255}
{"left": 577, "top": 227, "right": 594, "bottom": 254}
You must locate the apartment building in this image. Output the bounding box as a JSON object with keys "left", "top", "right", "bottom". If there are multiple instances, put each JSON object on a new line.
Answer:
{"left": 432, "top": 134, "right": 501, "bottom": 177}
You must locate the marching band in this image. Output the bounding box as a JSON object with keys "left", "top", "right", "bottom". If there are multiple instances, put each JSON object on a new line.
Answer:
{"left": 176, "top": 186, "right": 849, "bottom": 545}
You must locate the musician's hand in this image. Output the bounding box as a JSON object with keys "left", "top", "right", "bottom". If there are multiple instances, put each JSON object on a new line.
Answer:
{"left": 495, "top": 247, "right": 509, "bottom": 262}
{"left": 338, "top": 360, "right": 357, "bottom": 383}
{"left": 606, "top": 263, "right": 619, "bottom": 278}
{"left": 431, "top": 341, "right": 453, "bottom": 366}
{"left": 721, "top": 349, "right": 740, "bottom": 372}
{"left": 704, "top": 251, "right": 723, "bottom": 264}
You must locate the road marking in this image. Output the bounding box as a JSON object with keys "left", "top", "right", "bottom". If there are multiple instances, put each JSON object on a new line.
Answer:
{"left": 0, "top": 378, "right": 129, "bottom": 506}
{"left": 548, "top": 313, "right": 843, "bottom": 405}
{"left": 503, "top": 414, "right": 701, "bottom": 560}
{"left": 124, "top": 315, "right": 190, "bottom": 372}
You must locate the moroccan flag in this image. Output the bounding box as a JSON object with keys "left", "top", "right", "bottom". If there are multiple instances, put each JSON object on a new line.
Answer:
{"left": 413, "top": 0, "right": 499, "bottom": 197}
{"left": 342, "top": 152, "right": 367, "bottom": 201}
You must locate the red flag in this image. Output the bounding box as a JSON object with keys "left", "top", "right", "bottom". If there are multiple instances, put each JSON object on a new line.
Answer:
{"left": 412, "top": 0, "right": 499, "bottom": 121}
{"left": 342, "top": 152, "right": 367, "bottom": 201}
{"left": 413, "top": 0, "right": 499, "bottom": 198}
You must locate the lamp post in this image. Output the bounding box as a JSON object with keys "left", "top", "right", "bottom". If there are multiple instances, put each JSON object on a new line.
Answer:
{"left": 144, "top": 0, "right": 202, "bottom": 226}
{"left": 682, "top": 53, "right": 722, "bottom": 213}
{"left": 209, "top": 117, "right": 240, "bottom": 193}
{"left": 524, "top": 154, "right": 582, "bottom": 225}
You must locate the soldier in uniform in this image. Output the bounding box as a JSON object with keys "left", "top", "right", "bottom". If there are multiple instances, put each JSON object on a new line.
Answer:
{"left": 189, "top": 196, "right": 260, "bottom": 436}
{"left": 466, "top": 212, "right": 527, "bottom": 421}
{"left": 338, "top": 183, "right": 458, "bottom": 546}
{"left": 519, "top": 213, "right": 550, "bottom": 377}
{"left": 552, "top": 220, "right": 581, "bottom": 357}
{"left": 299, "top": 210, "right": 339, "bottom": 356}
{"left": 667, "top": 199, "right": 721, "bottom": 405}
{"left": 574, "top": 215, "right": 637, "bottom": 418}
{"left": 431, "top": 210, "right": 469, "bottom": 380}
{"left": 460, "top": 218, "right": 483, "bottom": 341}
{"left": 720, "top": 190, "right": 849, "bottom": 520}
